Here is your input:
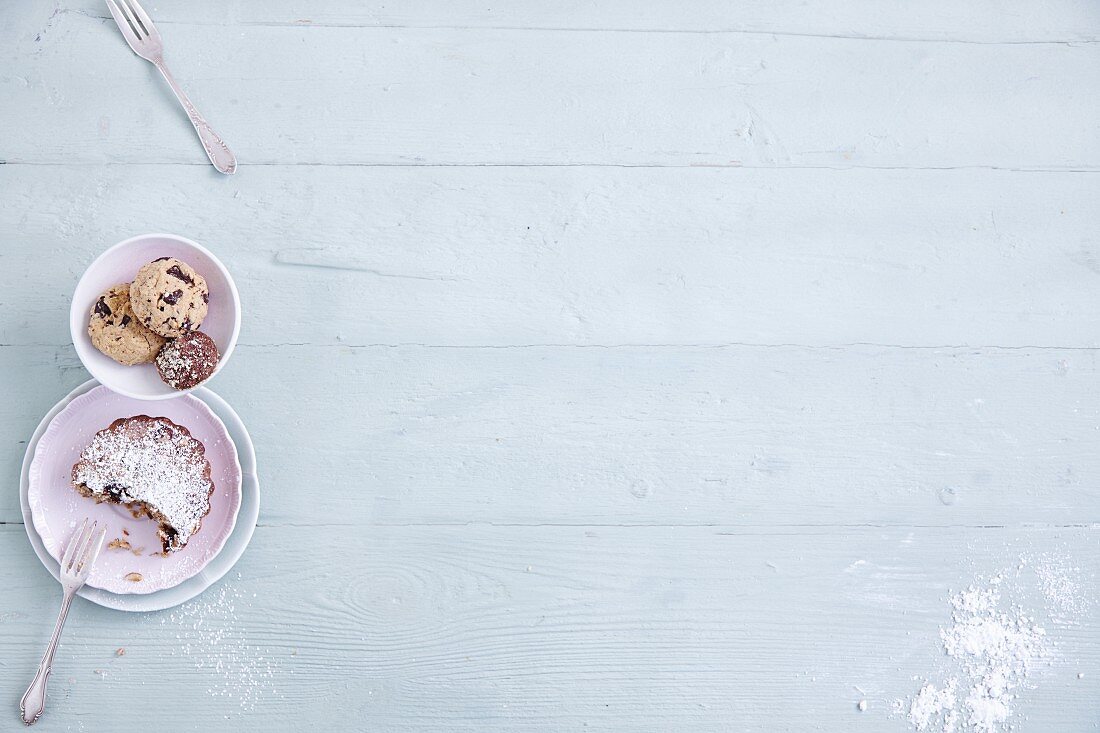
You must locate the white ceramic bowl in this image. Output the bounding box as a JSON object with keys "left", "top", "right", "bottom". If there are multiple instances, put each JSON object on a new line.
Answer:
{"left": 70, "top": 233, "right": 240, "bottom": 400}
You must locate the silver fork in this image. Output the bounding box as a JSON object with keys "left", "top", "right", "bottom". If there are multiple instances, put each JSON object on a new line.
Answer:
{"left": 20, "top": 519, "right": 106, "bottom": 726}
{"left": 104, "top": 0, "right": 237, "bottom": 174}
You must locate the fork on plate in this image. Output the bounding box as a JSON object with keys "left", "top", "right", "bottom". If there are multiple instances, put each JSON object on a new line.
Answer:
{"left": 19, "top": 519, "right": 106, "bottom": 726}
{"left": 104, "top": 0, "right": 237, "bottom": 174}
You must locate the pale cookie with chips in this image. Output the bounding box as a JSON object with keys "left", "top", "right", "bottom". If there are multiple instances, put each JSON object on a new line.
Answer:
{"left": 88, "top": 283, "right": 167, "bottom": 365}
{"left": 129, "top": 257, "right": 209, "bottom": 338}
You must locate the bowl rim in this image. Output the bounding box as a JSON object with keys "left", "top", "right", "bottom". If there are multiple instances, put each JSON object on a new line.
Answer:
{"left": 70, "top": 233, "right": 241, "bottom": 401}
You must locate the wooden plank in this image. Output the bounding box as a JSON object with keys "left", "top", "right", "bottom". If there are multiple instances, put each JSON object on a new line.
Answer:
{"left": 2, "top": 164, "right": 1098, "bottom": 349}
{"left": 1, "top": 10, "right": 1098, "bottom": 167}
{"left": 2, "top": 342, "right": 1097, "bottom": 528}
{"left": 11, "top": 1, "right": 1100, "bottom": 44}
{"left": 0, "top": 524, "right": 1096, "bottom": 731}
{"left": 147, "top": 0, "right": 1100, "bottom": 42}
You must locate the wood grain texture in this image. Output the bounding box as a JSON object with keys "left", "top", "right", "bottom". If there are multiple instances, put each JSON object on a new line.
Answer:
{"left": 29, "top": 0, "right": 1100, "bottom": 40}
{"left": 1, "top": 164, "right": 1098, "bottom": 349}
{"left": 1, "top": 342, "right": 1097, "bottom": 528}
{"left": 0, "top": 524, "right": 1097, "bottom": 732}
{"left": 1, "top": 0, "right": 1098, "bottom": 731}
{"left": 1, "top": 4, "right": 1098, "bottom": 168}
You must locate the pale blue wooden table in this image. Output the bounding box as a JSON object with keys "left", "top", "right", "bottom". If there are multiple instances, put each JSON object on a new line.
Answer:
{"left": 2, "top": 2, "right": 1099, "bottom": 731}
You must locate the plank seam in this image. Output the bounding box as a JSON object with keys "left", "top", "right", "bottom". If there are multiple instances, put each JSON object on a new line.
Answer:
{"left": 2, "top": 522, "right": 1099, "bottom": 529}
{"left": 3, "top": 342, "right": 1100, "bottom": 351}
{"left": 3, "top": 161, "right": 1100, "bottom": 173}
{"left": 68, "top": 11, "right": 1100, "bottom": 45}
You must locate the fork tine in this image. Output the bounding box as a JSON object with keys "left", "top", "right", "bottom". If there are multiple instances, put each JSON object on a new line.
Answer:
{"left": 103, "top": 0, "right": 126, "bottom": 28}
{"left": 60, "top": 519, "right": 88, "bottom": 571}
{"left": 105, "top": 0, "right": 142, "bottom": 41}
{"left": 122, "top": 0, "right": 154, "bottom": 37}
{"left": 67, "top": 521, "right": 97, "bottom": 573}
{"left": 77, "top": 529, "right": 107, "bottom": 575}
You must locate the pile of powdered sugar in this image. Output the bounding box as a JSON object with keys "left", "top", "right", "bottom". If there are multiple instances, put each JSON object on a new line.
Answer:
{"left": 907, "top": 680, "right": 958, "bottom": 732}
{"left": 899, "top": 557, "right": 1087, "bottom": 733}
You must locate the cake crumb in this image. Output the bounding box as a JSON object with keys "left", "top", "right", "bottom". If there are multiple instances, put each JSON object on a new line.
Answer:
{"left": 116, "top": 647, "right": 126, "bottom": 656}
{"left": 107, "top": 538, "right": 132, "bottom": 551}
{"left": 124, "top": 572, "right": 143, "bottom": 582}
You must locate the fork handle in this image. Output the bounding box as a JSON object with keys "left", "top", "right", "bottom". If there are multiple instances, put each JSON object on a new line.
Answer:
{"left": 154, "top": 59, "right": 237, "bottom": 174}
{"left": 20, "top": 592, "right": 75, "bottom": 725}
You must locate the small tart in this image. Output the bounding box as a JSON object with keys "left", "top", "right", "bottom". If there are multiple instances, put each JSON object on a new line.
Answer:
{"left": 71, "top": 416, "right": 215, "bottom": 553}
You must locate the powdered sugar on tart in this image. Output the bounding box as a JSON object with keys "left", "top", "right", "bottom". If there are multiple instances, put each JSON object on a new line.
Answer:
{"left": 71, "top": 416, "right": 215, "bottom": 553}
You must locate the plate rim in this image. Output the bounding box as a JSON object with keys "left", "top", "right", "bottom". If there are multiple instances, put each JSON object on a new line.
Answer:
{"left": 20, "top": 379, "right": 260, "bottom": 612}
{"left": 27, "top": 384, "right": 244, "bottom": 594}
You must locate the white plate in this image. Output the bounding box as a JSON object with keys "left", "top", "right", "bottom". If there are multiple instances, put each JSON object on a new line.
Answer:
{"left": 20, "top": 380, "right": 259, "bottom": 611}
{"left": 27, "top": 385, "right": 242, "bottom": 594}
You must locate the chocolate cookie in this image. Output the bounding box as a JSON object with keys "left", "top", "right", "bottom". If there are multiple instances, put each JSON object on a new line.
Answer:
{"left": 156, "top": 331, "right": 220, "bottom": 390}
{"left": 129, "top": 257, "right": 209, "bottom": 338}
{"left": 87, "top": 284, "right": 167, "bottom": 365}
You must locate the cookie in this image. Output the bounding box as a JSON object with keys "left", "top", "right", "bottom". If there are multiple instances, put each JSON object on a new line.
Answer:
{"left": 129, "top": 257, "right": 209, "bottom": 338}
{"left": 156, "top": 331, "right": 220, "bottom": 390}
{"left": 71, "top": 415, "right": 214, "bottom": 553}
{"left": 87, "top": 284, "right": 167, "bottom": 365}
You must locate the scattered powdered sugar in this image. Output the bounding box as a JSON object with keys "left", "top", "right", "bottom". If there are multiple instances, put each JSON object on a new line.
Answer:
{"left": 160, "top": 579, "right": 284, "bottom": 713}
{"left": 898, "top": 556, "right": 1087, "bottom": 733}
{"left": 82, "top": 577, "right": 286, "bottom": 719}
{"left": 1033, "top": 554, "right": 1088, "bottom": 624}
{"left": 155, "top": 331, "right": 219, "bottom": 390}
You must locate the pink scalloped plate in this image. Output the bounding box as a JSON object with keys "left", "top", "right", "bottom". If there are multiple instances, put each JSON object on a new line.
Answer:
{"left": 28, "top": 385, "right": 242, "bottom": 594}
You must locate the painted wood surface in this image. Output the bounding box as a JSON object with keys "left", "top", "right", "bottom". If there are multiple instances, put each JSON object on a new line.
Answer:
{"left": 2, "top": 343, "right": 1099, "bottom": 530}
{"left": 2, "top": 6, "right": 1099, "bottom": 168}
{"left": 1, "top": 1, "right": 1098, "bottom": 731}
{"left": 2, "top": 165, "right": 1099, "bottom": 349}
{"left": 0, "top": 524, "right": 1097, "bottom": 732}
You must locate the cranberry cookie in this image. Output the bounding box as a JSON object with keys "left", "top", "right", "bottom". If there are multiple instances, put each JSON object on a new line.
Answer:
{"left": 87, "top": 284, "right": 167, "bottom": 365}
{"left": 129, "top": 257, "right": 209, "bottom": 338}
